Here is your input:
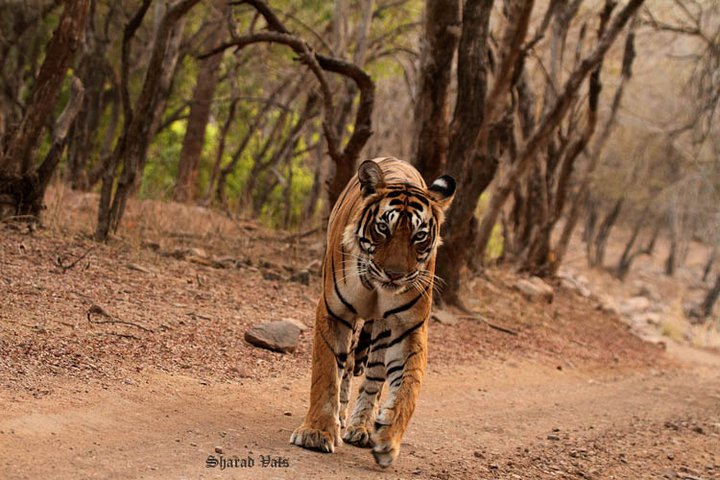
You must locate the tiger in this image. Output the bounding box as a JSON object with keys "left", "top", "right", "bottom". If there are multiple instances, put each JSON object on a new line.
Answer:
{"left": 290, "top": 157, "right": 456, "bottom": 467}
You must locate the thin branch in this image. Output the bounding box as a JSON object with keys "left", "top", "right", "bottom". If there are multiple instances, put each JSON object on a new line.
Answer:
{"left": 54, "top": 246, "right": 94, "bottom": 272}
{"left": 87, "top": 304, "right": 154, "bottom": 333}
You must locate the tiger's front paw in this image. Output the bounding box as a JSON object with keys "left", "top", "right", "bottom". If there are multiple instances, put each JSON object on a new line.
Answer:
{"left": 371, "top": 435, "right": 400, "bottom": 467}
{"left": 290, "top": 422, "right": 340, "bottom": 453}
{"left": 343, "top": 423, "right": 374, "bottom": 448}
{"left": 371, "top": 412, "right": 400, "bottom": 467}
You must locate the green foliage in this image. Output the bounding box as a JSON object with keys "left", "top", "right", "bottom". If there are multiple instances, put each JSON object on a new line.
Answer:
{"left": 142, "top": 121, "right": 185, "bottom": 199}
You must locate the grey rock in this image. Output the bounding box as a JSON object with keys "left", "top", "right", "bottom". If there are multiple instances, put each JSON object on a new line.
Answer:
{"left": 431, "top": 310, "right": 459, "bottom": 325}
{"left": 515, "top": 277, "right": 554, "bottom": 303}
{"left": 619, "top": 296, "right": 651, "bottom": 315}
{"left": 282, "top": 317, "right": 309, "bottom": 332}
{"left": 244, "top": 320, "right": 301, "bottom": 353}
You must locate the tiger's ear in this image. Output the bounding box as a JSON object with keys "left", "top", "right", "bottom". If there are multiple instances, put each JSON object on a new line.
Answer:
{"left": 428, "top": 175, "right": 456, "bottom": 211}
{"left": 358, "top": 160, "right": 385, "bottom": 196}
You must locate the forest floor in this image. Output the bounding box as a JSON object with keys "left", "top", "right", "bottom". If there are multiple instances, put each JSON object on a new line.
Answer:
{"left": 1, "top": 187, "right": 719, "bottom": 480}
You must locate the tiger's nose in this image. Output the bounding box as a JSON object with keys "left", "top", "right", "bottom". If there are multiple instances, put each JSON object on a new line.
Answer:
{"left": 385, "top": 269, "right": 405, "bottom": 281}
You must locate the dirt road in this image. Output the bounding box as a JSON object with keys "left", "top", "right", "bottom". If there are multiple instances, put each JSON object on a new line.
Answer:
{"left": 2, "top": 201, "right": 720, "bottom": 479}
{"left": 2, "top": 342, "right": 719, "bottom": 480}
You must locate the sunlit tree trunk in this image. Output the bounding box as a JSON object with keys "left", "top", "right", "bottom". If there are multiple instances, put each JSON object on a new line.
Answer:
{"left": 173, "top": 7, "right": 227, "bottom": 203}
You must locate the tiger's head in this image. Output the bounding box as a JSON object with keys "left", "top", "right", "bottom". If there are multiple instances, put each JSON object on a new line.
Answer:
{"left": 343, "top": 160, "right": 456, "bottom": 293}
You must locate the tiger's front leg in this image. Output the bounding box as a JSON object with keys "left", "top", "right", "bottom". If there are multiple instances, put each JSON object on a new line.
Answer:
{"left": 371, "top": 316, "right": 428, "bottom": 467}
{"left": 290, "top": 297, "right": 354, "bottom": 453}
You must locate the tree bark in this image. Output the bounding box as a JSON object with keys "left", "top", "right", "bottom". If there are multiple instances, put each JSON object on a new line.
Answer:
{"left": 689, "top": 271, "right": 720, "bottom": 321}
{"left": 173, "top": 8, "right": 227, "bottom": 203}
{"left": 591, "top": 198, "right": 623, "bottom": 267}
{"left": 614, "top": 205, "right": 649, "bottom": 280}
{"left": 411, "top": 0, "right": 461, "bottom": 182}
{"left": 433, "top": 0, "right": 494, "bottom": 309}
{"left": 0, "top": 0, "right": 90, "bottom": 176}
{"left": 1, "top": 76, "right": 85, "bottom": 218}
{"left": 702, "top": 247, "right": 716, "bottom": 282}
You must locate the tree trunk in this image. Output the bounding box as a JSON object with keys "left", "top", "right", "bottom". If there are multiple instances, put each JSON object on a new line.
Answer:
{"left": 204, "top": 96, "right": 238, "bottom": 204}
{"left": 65, "top": 1, "right": 111, "bottom": 190}
{"left": 215, "top": 79, "right": 293, "bottom": 206}
{"left": 700, "top": 273, "right": 720, "bottom": 318}
{"left": 1, "top": 76, "right": 86, "bottom": 218}
{"left": 95, "top": 0, "right": 200, "bottom": 241}
{"left": 434, "top": 0, "right": 494, "bottom": 309}
{"left": 173, "top": 9, "right": 227, "bottom": 203}
{"left": 591, "top": 198, "right": 623, "bottom": 267}
{"left": 411, "top": 0, "right": 461, "bottom": 182}
{"left": 553, "top": 19, "right": 637, "bottom": 273}
{"left": 702, "top": 247, "right": 716, "bottom": 282}
{"left": 0, "top": 0, "right": 90, "bottom": 220}
{"left": 665, "top": 230, "right": 678, "bottom": 276}
{"left": 614, "top": 206, "right": 649, "bottom": 280}
{"left": 0, "top": 0, "right": 90, "bottom": 176}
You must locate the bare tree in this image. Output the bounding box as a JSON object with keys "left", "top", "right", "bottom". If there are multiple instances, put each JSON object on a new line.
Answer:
{"left": 173, "top": 3, "right": 229, "bottom": 203}
{"left": 473, "top": 0, "right": 646, "bottom": 271}
{"left": 203, "top": 0, "right": 375, "bottom": 208}
{"left": 0, "top": 0, "right": 90, "bottom": 219}
{"left": 95, "top": 0, "right": 201, "bottom": 241}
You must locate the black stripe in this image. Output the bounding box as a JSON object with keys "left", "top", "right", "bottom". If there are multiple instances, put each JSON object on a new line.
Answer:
{"left": 364, "top": 387, "right": 378, "bottom": 395}
{"left": 358, "top": 259, "right": 373, "bottom": 289}
{"left": 375, "top": 421, "right": 390, "bottom": 430}
{"left": 356, "top": 201, "right": 379, "bottom": 236}
{"left": 390, "top": 376, "right": 403, "bottom": 388}
{"left": 365, "top": 375, "right": 385, "bottom": 383}
{"left": 407, "top": 201, "right": 424, "bottom": 211}
{"left": 372, "top": 329, "right": 391, "bottom": 343}
{"left": 319, "top": 328, "right": 337, "bottom": 357}
{"left": 382, "top": 284, "right": 431, "bottom": 319}
{"left": 411, "top": 194, "right": 430, "bottom": 206}
{"left": 387, "top": 319, "right": 426, "bottom": 349}
{"left": 373, "top": 342, "right": 388, "bottom": 351}
{"left": 324, "top": 296, "right": 353, "bottom": 329}
{"left": 366, "top": 361, "right": 384, "bottom": 369}
{"left": 331, "top": 256, "right": 357, "bottom": 314}
{"left": 385, "top": 191, "right": 406, "bottom": 198}
{"left": 386, "top": 365, "right": 404, "bottom": 377}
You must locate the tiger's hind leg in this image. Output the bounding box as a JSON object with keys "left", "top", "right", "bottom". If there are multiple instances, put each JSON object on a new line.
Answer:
{"left": 290, "top": 298, "right": 354, "bottom": 453}
{"left": 343, "top": 322, "right": 387, "bottom": 448}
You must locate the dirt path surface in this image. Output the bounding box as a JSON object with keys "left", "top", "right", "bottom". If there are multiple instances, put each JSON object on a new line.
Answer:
{"left": 2, "top": 193, "right": 720, "bottom": 479}
{"left": 1, "top": 343, "right": 719, "bottom": 480}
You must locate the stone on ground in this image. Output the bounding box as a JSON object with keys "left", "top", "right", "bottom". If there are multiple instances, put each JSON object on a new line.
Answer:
{"left": 515, "top": 276, "right": 554, "bottom": 303}
{"left": 244, "top": 320, "right": 301, "bottom": 353}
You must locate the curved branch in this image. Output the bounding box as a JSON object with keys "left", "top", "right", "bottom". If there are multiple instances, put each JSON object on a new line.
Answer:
{"left": 201, "top": 0, "right": 375, "bottom": 206}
